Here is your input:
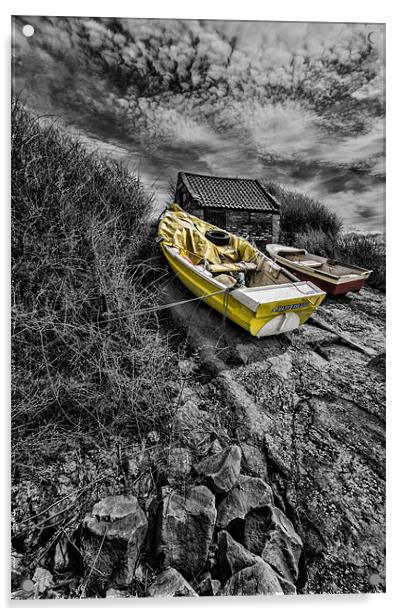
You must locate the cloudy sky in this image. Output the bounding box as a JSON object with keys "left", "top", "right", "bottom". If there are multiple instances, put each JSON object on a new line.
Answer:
{"left": 12, "top": 17, "right": 385, "bottom": 231}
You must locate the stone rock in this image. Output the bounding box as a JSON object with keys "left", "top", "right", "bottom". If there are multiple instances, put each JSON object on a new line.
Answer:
{"left": 156, "top": 485, "right": 216, "bottom": 577}
{"left": 210, "top": 579, "right": 221, "bottom": 595}
{"left": 240, "top": 443, "right": 269, "bottom": 481}
{"left": 166, "top": 447, "right": 193, "bottom": 485}
{"left": 219, "top": 560, "right": 283, "bottom": 596}
{"left": 194, "top": 445, "right": 241, "bottom": 493}
{"left": 82, "top": 495, "right": 148, "bottom": 586}
{"left": 267, "top": 352, "right": 293, "bottom": 379}
{"left": 147, "top": 567, "right": 198, "bottom": 597}
{"left": 244, "top": 505, "right": 303, "bottom": 584}
{"left": 197, "top": 572, "right": 221, "bottom": 596}
{"left": 133, "top": 563, "right": 148, "bottom": 585}
{"left": 215, "top": 532, "right": 296, "bottom": 594}
{"left": 367, "top": 352, "right": 386, "bottom": 376}
{"left": 275, "top": 573, "right": 297, "bottom": 595}
{"left": 217, "top": 530, "right": 257, "bottom": 582}
{"left": 174, "top": 399, "right": 212, "bottom": 447}
{"left": 216, "top": 475, "right": 274, "bottom": 529}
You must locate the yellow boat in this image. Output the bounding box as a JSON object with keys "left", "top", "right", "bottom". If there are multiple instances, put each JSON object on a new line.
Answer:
{"left": 157, "top": 204, "right": 326, "bottom": 337}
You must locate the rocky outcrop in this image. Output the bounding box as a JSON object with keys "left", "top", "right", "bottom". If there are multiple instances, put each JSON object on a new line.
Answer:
{"left": 194, "top": 445, "right": 241, "bottom": 493}
{"left": 216, "top": 529, "right": 296, "bottom": 595}
{"left": 244, "top": 505, "right": 303, "bottom": 584}
{"left": 216, "top": 475, "right": 274, "bottom": 530}
{"left": 197, "top": 572, "right": 221, "bottom": 596}
{"left": 23, "top": 413, "right": 305, "bottom": 599}
{"left": 217, "top": 531, "right": 257, "bottom": 582}
{"left": 240, "top": 443, "right": 269, "bottom": 481}
{"left": 147, "top": 567, "right": 198, "bottom": 597}
{"left": 166, "top": 447, "right": 193, "bottom": 485}
{"left": 219, "top": 560, "right": 283, "bottom": 596}
{"left": 81, "top": 495, "right": 148, "bottom": 586}
{"left": 155, "top": 485, "right": 216, "bottom": 577}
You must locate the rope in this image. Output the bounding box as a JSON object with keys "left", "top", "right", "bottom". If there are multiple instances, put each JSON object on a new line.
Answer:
{"left": 222, "top": 287, "right": 231, "bottom": 330}
{"left": 96, "top": 287, "right": 228, "bottom": 323}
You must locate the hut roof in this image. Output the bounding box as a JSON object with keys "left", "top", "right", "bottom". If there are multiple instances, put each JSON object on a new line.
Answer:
{"left": 177, "top": 172, "right": 280, "bottom": 213}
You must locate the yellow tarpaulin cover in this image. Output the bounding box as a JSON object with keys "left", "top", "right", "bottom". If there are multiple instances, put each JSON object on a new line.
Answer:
{"left": 158, "top": 204, "right": 257, "bottom": 266}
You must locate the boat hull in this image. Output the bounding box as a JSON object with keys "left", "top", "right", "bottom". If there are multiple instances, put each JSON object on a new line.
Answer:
{"left": 161, "top": 245, "right": 325, "bottom": 337}
{"left": 275, "top": 262, "right": 369, "bottom": 296}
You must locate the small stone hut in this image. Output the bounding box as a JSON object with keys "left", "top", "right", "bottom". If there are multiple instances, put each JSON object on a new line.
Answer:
{"left": 174, "top": 172, "right": 281, "bottom": 247}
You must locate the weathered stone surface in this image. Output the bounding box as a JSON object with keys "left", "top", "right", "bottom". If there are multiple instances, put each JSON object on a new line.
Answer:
{"left": 219, "top": 560, "right": 283, "bottom": 596}
{"left": 174, "top": 399, "right": 213, "bottom": 447}
{"left": 240, "top": 443, "right": 269, "bottom": 481}
{"left": 166, "top": 447, "right": 193, "bottom": 485}
{"left": 82, "top": 495, "right": 148, "bottom": 586}
{"left": 194, "top": 445, "right": 241, "bottom": 493}
{"left": 244, "top": 505, "right": 303, "bottom": 584}
{"left": 160, "top": 280, "right": 386, "bottom": 593}
{"left": 156, "top": 485, "right": 216, "bottom": 577}
{"left": 266, "top": 351, "right": 293, "bottom": 379}
{"left": 275, "top": 572, "right": 297, "bottom": 595}
{"left": 217, "top": 530, "right": 257, "bottom": 582}
{"left": 147, "top": 567, "right": 198, "bottom": 597}
{"left": 197, "top": 572, "right": 221, "bottom": 596}
{"left": 216, "top": 475, "right": 274, "bottom": 529}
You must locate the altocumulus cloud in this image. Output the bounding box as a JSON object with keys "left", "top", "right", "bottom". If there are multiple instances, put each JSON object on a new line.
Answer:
{"left": 12, "top": 16, "right": 384, "bottom": 152}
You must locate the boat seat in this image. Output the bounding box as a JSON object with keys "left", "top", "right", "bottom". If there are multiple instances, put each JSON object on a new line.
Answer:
{"left": 207, "top": 261, "right": 257, "bottom": 274}
{"left": 214, "top": 274, "right": 237, "bottom": 287}
{"left": 301, "top": 259, "right": 323, "bottom": 268}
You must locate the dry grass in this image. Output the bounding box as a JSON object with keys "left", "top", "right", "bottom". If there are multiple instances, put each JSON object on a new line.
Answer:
{"left": 11, "top": 100, "right": 182, "bottom": 479}
{"left": 263, "top": 180, "right": 343, "bottom": 240}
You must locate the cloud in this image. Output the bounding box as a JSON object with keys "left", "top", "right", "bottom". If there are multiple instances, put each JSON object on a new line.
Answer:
{"left": 12, "top": 17, "right": 384, "bottom": 136}
{"left": 11, "top": 17, "right": 385, "bottom": 230}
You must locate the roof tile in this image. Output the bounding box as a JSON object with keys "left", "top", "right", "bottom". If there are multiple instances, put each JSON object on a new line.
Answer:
{"left": 178, "top": 172, "right": 280, "bottom": 213}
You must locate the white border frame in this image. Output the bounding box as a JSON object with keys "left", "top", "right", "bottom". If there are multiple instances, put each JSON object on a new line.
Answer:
{"left": 2, "top": 2, "right": 398, "bottom": 615}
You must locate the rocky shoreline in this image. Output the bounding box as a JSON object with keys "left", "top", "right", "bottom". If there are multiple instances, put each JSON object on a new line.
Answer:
{"left": 11, "top": 285, "right": 385, "bottom": 598}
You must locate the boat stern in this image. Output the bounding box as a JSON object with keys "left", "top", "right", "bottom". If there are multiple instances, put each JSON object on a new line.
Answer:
{"left": 248, "top": 282, "right": 326, "bottom": 337}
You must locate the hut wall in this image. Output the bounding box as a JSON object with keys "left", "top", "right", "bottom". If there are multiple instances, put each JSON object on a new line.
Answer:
{"left": 176, "top": 181, "right": 281, "bottom": 248}
{"left": 226, "top": 211, "right": 278, "bottom": 248}
{"left": 175, "top": 184, "right": 204, "bottom": 219}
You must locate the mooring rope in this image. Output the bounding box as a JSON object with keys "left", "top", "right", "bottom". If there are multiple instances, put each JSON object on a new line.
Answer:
{"left": 96, "top": 287, "right": 229, "bottom": 323}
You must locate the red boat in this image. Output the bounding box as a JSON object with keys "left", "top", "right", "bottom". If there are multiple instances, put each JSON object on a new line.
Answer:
{"left": 266, "top": 244, "right": 372, "bottom": 296}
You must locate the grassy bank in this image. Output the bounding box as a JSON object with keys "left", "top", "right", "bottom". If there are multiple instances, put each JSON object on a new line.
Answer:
{"left": 264, "top": 180, "right": 385, "bottom": 291}
{"left": 11, "top": 101, "right": 182, "bottom": 486}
